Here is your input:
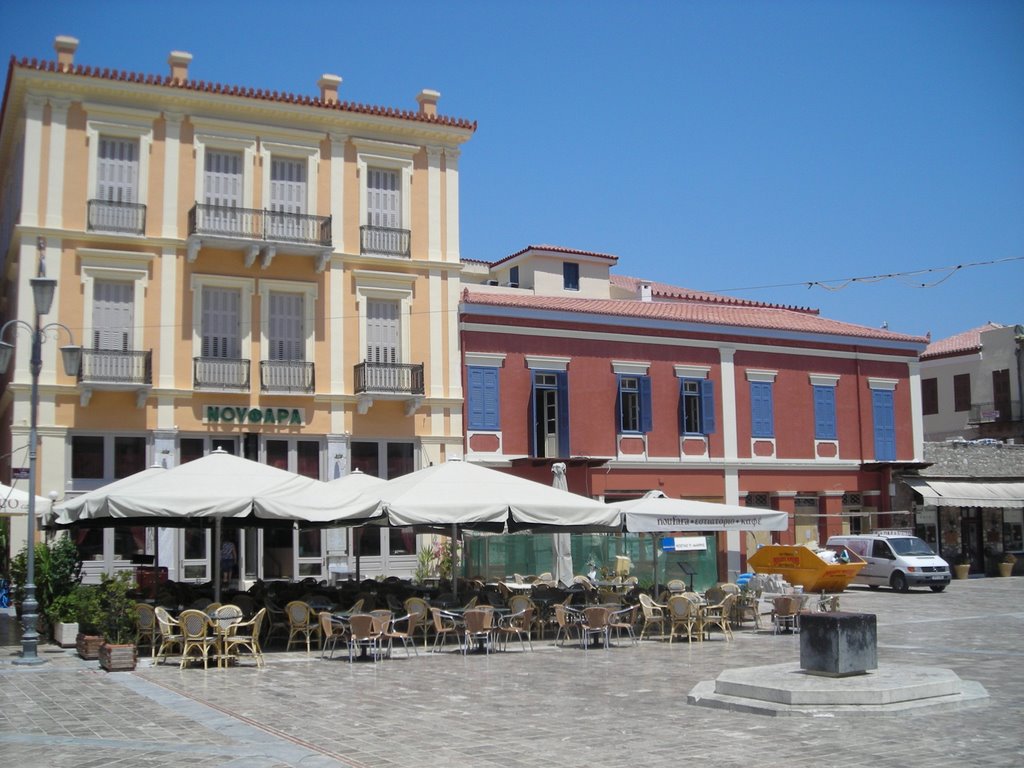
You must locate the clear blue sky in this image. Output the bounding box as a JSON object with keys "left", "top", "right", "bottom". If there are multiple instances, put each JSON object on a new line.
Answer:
{"left": 2, "top": 0, "right": 1021, "bottom": 341}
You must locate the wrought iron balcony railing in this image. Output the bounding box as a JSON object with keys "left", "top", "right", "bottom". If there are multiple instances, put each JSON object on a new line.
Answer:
{"left": 193, "top": 357, "right": 250, "bottom": 390}
{"left": 78, "top": 349, "right": 152, "bottom": 385}
{"left": 87, "top": 200, "right": 147, "bottom": 235}
{"left": 188, "top": 203, "right": 332, "bottom": 246}
{"left": 968, "top": 400, "right": 1021, "bottom": 424}
{"left": 260, "top": 360, "right": 315, "bottom": 394}
{"left": 360, "top": 225, "right": 411, "bottom": 258}
{"left": 354, "top": 362, "right": 424, "bottom": 395}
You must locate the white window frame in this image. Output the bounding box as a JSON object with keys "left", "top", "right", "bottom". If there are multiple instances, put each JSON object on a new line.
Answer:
{"left": 353, "top": 270, "right": 415, "bottom": 365}
{"left": 353, "top": 138, "right": 416, "bottom": 230}
{"left": 258, "top": 279, "right": 318, "bottom": 363}
{"left": 78, "top": 248, "right": 153, "bottom": 353}
{"left": 84, "top": 106, "right": 156, "bottom": 209}
{"left": 192, "top": 127, "right": 257, "bottom": 209}
{"left": 190, "top": 274, "right": 256, "bottom": 361}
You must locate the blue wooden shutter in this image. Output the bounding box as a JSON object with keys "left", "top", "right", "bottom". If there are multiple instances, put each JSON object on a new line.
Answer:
{"left": 700, "top": 379, "right": 716, "bottom": 435}
{"left": 481, "top": 368, "right": 499, "bottom": 430}
{"left": 529, "top": 374, "right": 538, "bottom": 457}
{"left": 872, "top": 389, "right": 896, "bottom": 460}
{"left": 556, "top": 371, "right": 570, "bottom": 457}
{"left": 813, "top": 386, "right": 837, "bottom": 439}
{"left": 639, "top": 375, "right": 652, "bottom": 433}
{"left": 615, "top": 375, "right": 624, "bottom": 433}
{"left": 750, "top": 381, "right": 774, "bottom": 438}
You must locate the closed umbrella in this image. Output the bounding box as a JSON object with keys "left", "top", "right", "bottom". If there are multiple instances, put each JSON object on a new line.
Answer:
{"left": 551, "top": 463, "right": 574, "bottom": 587}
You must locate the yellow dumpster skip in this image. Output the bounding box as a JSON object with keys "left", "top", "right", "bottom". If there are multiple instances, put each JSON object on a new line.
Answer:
{"left": 747, "top": 545, "right": 865, "bottom": 593}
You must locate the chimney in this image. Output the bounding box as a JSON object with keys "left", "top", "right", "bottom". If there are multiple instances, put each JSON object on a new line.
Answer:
{"left": 640, "top": 283, "right": 653, "bottom": 302}
{"left": 416, "top": 89, "right": 440, "bottom": 117}
{"left": 318, "top": 74, "right": 342, "bottom": 105}
{"left": 54, "top": 36, "right": 79, "bottom": 69}
{"left": 168, "top": 51, "right": 193, "bottom": 83}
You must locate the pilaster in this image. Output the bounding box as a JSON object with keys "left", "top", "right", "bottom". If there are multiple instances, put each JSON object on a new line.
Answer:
{"left": 20, "top": 94, "right": 46, "bottom": 227}
{"left": 161, "top": 112, "right": 183, "bottom": 238}
{"left": 44, "top": 98, "right": 70, "bottom": 229}
{"left": 426, "top": 146, "right": 442, "bottom": 261}
{"left": 443, "top": 147, "right": 460, "bottom": 262}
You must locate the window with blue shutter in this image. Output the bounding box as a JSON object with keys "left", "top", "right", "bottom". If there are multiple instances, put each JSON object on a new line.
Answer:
{"left": 617, "top": 375, "right": 652, "bottom": 434}
{"left": 872, "top": 389, "right": 896, "bottom": 461}
{"left": 750, "top": 381, "right": 774, "bottom": 438}
{"left": 531, "top": 371, "right": 569, "bottom": 457}
{"left": 467, "top": 366, "right": 500, "bottom": 431}
{"left": 680, "top": 378, "right": 716, "bottom": 435}
{"left": 813, "top": 385, "right": 837, "bottom": 440}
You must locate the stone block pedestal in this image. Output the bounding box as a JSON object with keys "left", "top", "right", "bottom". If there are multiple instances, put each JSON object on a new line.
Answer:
{"left": 800, "top": 611, "right": 877, "bottom": 677}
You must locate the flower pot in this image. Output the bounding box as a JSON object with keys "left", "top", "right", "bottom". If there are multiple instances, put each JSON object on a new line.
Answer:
{"left": 998, "top": 562, "right": 1014, "bottom": 577}
{"left": 98, "top": 642, "right": 137, "bottom": 672}
{"left": 53, "top": 621, "right": 79, "bottom": 648}
{"left": 76, "top": 632, "right": 103, "bottom": 660}
{"left": 953, "top": 564, "right": 971, "bottom": 580}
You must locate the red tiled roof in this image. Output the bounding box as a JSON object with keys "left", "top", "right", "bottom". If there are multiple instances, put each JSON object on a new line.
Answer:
{"left": 610, "top": 274, "right": 818, "bottom": 314}
{"left": 462, "top": 291, "right": 927, "bottom": 346}
{"left": 6, "top": 56, "right": 477, "bottom": 131}
{"left": 491, "top": 244, "right": 620, "bottom": 268}
{"left": 921, "top": 322, "right": 1005, "bottom": 359}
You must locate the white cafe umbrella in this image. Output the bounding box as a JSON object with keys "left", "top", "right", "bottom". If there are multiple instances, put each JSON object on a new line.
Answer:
{"left": 0, "top": 481, "right": 53, "bottom": 518}
{"left": 551, "top": 463, "right": 575, "bottom": 587}
{"left": 616, "top": 491, "right": 789, "bottom": 533}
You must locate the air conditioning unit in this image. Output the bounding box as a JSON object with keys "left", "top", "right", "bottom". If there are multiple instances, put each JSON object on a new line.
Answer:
{"left": 485, "top": 279, "right": 499, "bottom": 286}
{"left": 505, "top": 281, "right": 519, "bottom": 288}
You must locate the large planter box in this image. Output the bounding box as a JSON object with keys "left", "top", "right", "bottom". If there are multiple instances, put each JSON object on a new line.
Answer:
{"left": 53, "top": 621, "right": 79, "bottom": 648}
{"left": 76, "top": 632, "right": 103, "bottom": 660}
{"left": 99, "top": 642, "right": 137, "bottom": 672}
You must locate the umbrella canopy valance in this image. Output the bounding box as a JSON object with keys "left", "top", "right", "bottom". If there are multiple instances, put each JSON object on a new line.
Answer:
{"left": 257, "top": 470, "right": 384, "bottom": 525}
{"left": 349, "top": 459, "right": 621, "bottom": 532}
{"left": 0, "top": 482, "right": 53, "bottom": 518}
{"left": 615, "top": 491, "right": 789, "bottom": 532}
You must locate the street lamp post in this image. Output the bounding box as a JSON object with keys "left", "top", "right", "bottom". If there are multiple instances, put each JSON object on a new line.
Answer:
{"left": 0, "top": 237, "right": 80, "bottom": 664}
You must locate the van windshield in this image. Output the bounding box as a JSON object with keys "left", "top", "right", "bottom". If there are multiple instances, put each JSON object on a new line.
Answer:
{"left": 889, "top": 537, "right": 936, "bottom": 557}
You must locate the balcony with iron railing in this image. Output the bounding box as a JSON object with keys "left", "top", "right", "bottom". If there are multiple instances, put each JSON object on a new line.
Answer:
{"left": 193, "top": 357, "right": 250, "bottom": 391}
{"left": 968, "top": 400, "right": 1021, "bottom": 424}
{"left": 87, "top": 200, "right": 147, "bottom": 235}
{"left": 354, "top": 362, "right": 424, "bottom": 396}
{"left": 260, "top": 360, "right": 315, "bottom": 394}
{"left": 78, "top": 349, "right": 152, "bottom": 385}
{"left": 360, "top": 225, "right": 410, "bottom": 258}
{"left": 188, "top": 203, "right": 331, "bottom": 246}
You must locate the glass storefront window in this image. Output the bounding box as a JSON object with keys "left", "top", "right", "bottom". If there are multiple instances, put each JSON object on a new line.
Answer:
{"left": 266, "top": 439, "right": 288, "bottom": 470}
{"left": 114, "top": 437, "right": 146, "bottom": 478}
{"left": 298, "top": 528, "right": 321, "bottom": 558}
{"left": 389, "top": 527, "right": 415, "bottom": 555}
{"left": 74, "top": 528, "right": 104, "bottom": 560}
{"left": 180, "top": 438, "right": 204, "bottom": 464}
{"left": 71, "top": 436, "right": 104, "bottom": 479}
{"left": 357, "top": 526, "right": 382, "bottom": 557}
{"left": 184, "top": 529, "right": 206, "bottom": 560}
{"left": 114, "top": 526, "right": 147, "bottom": 559}
{"left": 297, "top": 440, "right": 320, "bottom": 478}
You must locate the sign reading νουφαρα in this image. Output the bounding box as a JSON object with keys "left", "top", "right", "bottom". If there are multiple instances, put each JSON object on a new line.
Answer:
{"left": 203, "top": 405, "right": 304, "bottom": 426}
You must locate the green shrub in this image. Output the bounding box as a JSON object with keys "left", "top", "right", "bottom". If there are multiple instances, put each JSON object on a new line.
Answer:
{"left": 10, "top": 535, "right": 83, "bottom": 624}
{"left": 97, "top": 572, "right": 137, "bottom": 645}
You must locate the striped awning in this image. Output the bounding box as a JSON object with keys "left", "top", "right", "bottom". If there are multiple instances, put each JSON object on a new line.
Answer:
{"left": 904, "top": 478, "right": 1024, "bottom": 509}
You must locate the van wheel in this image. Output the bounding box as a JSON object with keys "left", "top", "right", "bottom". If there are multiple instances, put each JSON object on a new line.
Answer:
{"left": 890, "top": 572, "right": 909, "bottom": 593}
{"left": 929, "top": 585, "right": 946, "bottom": 593}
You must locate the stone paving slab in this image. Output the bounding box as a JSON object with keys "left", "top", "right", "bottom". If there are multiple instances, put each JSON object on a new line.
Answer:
{"left": 1, "top": 579, "right": 1023, "bottom": 767}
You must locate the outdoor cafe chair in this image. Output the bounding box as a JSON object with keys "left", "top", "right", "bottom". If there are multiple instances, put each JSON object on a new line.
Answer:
{"left": 285, "top": 600, "right": 321, "bottom": 654}
{"left": 154, "top": 606, "right": 183, "bottom": 665}
{"left": 262, "top": 599, "right": 290, "bottom": 647}
{"left": 178, "top": 609, "right": 220, "bottom": 669}
{"left": 772, "top": 595, "right": 802, "bottom": 634}
{"left": 580, "top": 606, "right": 611, "bottom": 650}
{"left": 552, "top": 602, "right": 578, "bottom": 647}
{"left": 403, "top": 597, "right": 432, "bottom": 648}
{"left": 347, "top": 614, "right": 385, "bottom": 662}
{"left": 700, "top": 592, "right": 737, "bottom": 641}
{"left": 607, "top": 605, "right": 638, "bottom": 647}
{"left": 222, "top": 608, "right": 267, "bottom": 668}
{"left": 667, "top": 595, "right": 701, "bottom": 644}
{"left": 319, "top": 611, "right": 347, "bottom": 660}
{"left": 462, "top": 608, "right": 496, "bottom": 655}
{"left": 134, "top": 603, "right": 157, "bottom": 657}
{"left": 496, "top": 607, "right": 534, "bottom": 652}
{"left": 430, "top": 608, "right": 462, "bottom": 652}
{"left": 384, "top": 613, "right": 419, "bottom": 658}
{"left": 638, "top": 594, "right": 668, "bottom": 640}
{"left": 666, "top": 579, "right": 686, "bottom": 593}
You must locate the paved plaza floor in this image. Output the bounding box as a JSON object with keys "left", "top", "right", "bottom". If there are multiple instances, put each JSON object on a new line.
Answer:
{"left": 1, "top": 578, "right": 1022, "bottom": 767}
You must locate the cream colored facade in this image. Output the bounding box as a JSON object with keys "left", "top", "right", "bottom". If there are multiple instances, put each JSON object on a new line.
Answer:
{"left": 0, "top": 38, "right": 474, "bottom": 582}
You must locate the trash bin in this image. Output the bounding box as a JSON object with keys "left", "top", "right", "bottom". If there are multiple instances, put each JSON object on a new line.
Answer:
{"left": 747, "top": 545, "right": 865, "bottom": 593}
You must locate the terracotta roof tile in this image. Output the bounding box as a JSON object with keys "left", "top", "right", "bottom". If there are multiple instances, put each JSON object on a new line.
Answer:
{"left": 921, "top": 322, "right": 1005, "bottom": 359}
{"left": 491, "top": 244, "right": 620, "bottom": 267}
{"left": 610, "top": 274, "right": 818, "bottom": 314}
{"left": 462, "top": 291, "right": 927, "bottom": 346}
{"left": 8, "top": 56, "right": 476, "bottom": 131}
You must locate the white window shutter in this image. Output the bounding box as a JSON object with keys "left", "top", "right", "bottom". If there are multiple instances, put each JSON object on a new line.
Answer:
{"left": 366, "top": 299, "right": 399, "bottom": 364}
{"left": 367, "top": 168, "right": 399, "bottom": 228}
{"left": 268, "top": 292, "right": 304, "bottom": 361}
{"left": 204, "top": 151, "right": 242, "bottom": 207}
{"left": 92, "top": 280, "right": 134, "bottom": 351}
{"left": 270, "top": 158, "right": 306, "bottom": 214}
{"left": 202, "top": 287, "right": 241, "bottom": 359}
{"left": 97, "top": 137, "right": 139, "bottom": 202}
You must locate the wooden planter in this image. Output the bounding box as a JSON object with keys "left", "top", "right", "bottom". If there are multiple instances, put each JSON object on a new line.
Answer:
{"left": 76, "top": 632, "right": 103, "bottom": 660}
{"left": 98, "top": 642, "right": 137, "bottom": 672}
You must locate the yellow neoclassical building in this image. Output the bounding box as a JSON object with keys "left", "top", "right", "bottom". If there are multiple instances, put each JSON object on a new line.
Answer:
{"left": 0, "top": 37, "right": 475, "bottom": 583}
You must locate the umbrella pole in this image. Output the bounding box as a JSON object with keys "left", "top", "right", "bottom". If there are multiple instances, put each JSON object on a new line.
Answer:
{"left": 213, "top": 518, "right": 222, "bottom": 604}
{"left": 651, "top": 534, "right": 658, "bottom": 598}
{"left": 451, "top": 523, "right": 458, "bottom": 602}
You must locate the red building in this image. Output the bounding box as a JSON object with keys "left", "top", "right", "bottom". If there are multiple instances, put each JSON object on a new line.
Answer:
{"left": 460, "top": 246, "right": 928, "bottom": 579}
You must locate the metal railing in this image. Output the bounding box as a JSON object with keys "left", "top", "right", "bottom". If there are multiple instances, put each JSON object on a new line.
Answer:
{"left": 360, "top": 225, "right": 410, "bottom": 258}
{"left": 260, "top": 360, "right": 315, "bottom": 394}
{"left": 354, "top": 362, "right": 424, "bottom": 395}
{"left": 87, "top": 200, "right": 147, "bottom": 235}
{"left": 77, "top": 349, "right": 152, "bottom": 385}
{"left": 968, "top": 400, "right": 1021, "bottom": 424}
{"left": 193, "top": 357, "right": 250, "bottom": 390}
{"left": 188, "top": 203, "right": 332, "bottom": 246}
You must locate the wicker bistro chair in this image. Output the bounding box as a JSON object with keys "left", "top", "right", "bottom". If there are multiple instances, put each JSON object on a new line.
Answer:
{"left": 154, "top": 606, "right": 183, "bottom": 664}
{"left": 496, "top": 608, "right": 534, "bottom": 652}
{"left": 772, "top": 595, "right": 802, "bottom": 634}
{"left": 607, "top": 605, "right": 638, "bottom": 647}
{"left": 667, "top": 595, "right": 701, "bottom": 644}
{"left": 580, "top": 606, "right": 611, "bottom": 651}
{"left": 403, "top": 597, "right": 432, "bottom": 648}
{"left": 700, "top": 593, "right": 737, "bottom": 641}
{"left": 285, "top": 600, "right": 322, "bottom": 654}
{"left": 134, "top": 603, "right": 157, "bottom": 657}
{"left": 178, "top": 609, "right": 220, "bottom": 669}
{"left": 552, "top": 602, "right": 579, "bottom": 647}
{"left": 462, "top": 608, "right": 496, "bottom": 655}
{"left": 222, "top": 608, "right": 267, "bottom": 668}
{"left": 347, "top": 614, "right": 385, "bottom": 662}
{"left": 384, "top": 614, "right": 419, "bottom": 658}
{"left": 319, "top": 611, "right": 347, "bottom": 660}
{"left": 638, "top": 594, "right": 668, "bottom": 640}
{"left": 430, "top": 608, "right": 462, "bottom": 652}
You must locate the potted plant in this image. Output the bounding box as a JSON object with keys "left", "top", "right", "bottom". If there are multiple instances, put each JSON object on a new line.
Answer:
{"left": 953, "top": 552, "right": 971, "bottom": 581}
{"left": 73, "top": 584, "right": 105, "bottom": 660}
{"left": 998, "top": 552, "right": 1016, "bottom": 578}
{"left": 46, "top": 590, "right": 81, "bottom": 648}
{"left": 10, "top": 535, "right": 83, "bottom": 639}
{"left": 96, "top": 572, "right": 139, "bottom": 672}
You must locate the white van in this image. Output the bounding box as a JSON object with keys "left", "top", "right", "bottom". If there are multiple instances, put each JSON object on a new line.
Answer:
{"left": 826, "top": 533, "right": 950, "bottom": 593}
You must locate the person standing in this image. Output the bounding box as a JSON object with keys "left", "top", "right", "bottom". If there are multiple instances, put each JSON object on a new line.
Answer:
{"left": 220, "top": 539, "right": 237, "bottom": 587}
